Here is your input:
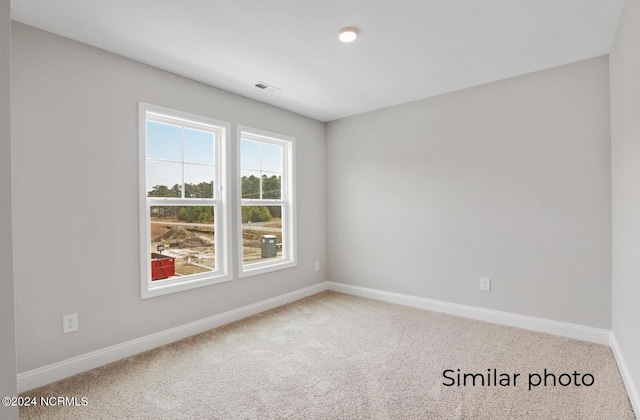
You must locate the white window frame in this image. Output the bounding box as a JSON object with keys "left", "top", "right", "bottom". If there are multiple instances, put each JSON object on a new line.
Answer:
{"left": 139, "top": 103, "right": 232, "bottom": 299}
{"left": 237, "top": 125, "right": 297, "bottom": 277}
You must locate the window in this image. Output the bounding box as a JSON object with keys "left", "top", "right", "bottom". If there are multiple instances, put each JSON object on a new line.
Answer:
{"left": 139, "top": 103, "right": 231, "bottom": 298}
{"left": 238, "top": 126, "right": 296, "bottom": 276}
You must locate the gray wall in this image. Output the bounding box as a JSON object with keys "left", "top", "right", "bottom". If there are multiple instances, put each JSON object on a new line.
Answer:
{"left": 0, "top": 1, "right": 18, "bottom": 419}
{"left": 11, "top": 23, "right": 326, "bottom": 372}
{"left": 610, "top": 0, "right": 640, "bottom": 407}
{"left": 327, "top": 56, "right": 612, "bottom": 329}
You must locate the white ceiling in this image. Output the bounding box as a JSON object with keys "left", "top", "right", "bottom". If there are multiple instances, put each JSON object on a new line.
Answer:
{"left": 11, "top": 0, "right": 627, "bottom": 122}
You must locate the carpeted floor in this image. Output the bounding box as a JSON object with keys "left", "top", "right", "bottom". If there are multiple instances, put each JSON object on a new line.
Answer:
{"left": 19, "top": 291, "right": 635, "bottom": 419}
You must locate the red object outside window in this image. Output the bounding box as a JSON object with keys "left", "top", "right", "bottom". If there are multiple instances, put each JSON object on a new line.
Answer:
{"left": 151, "top": 253, "right": 175, "bottom": 280}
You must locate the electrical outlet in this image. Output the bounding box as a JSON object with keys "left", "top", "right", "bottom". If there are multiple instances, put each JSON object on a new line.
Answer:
{"left": 480, "top": 277, "right": 491, "bottom": 292}
{"left": 63, "top": 313, "right": 78, "bottom": 334}
{"left": 315, "top": 261, "right": 320, "bottom": 272}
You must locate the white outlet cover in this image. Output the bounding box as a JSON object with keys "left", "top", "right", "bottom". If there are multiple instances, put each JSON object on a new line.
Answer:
{"left": 63, "top": 313, "right": 78, "bottom": 334}
{"left": 480, "top": 277, "right": 491, "bottom": 292}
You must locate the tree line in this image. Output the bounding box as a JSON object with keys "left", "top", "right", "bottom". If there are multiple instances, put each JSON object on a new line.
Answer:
{"left": 149, "top": 175, "right": 282, "bottom": 223}
{"left": 148, "top": 181, "right": 214, "bottom": 199}
{"left": 242, "top": 174, "right": 281, "bottom": 199}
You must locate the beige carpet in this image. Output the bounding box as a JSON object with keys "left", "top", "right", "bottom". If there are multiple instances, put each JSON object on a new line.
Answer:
{"left": 19, "top": 291, "right": 635, "bottom": 419}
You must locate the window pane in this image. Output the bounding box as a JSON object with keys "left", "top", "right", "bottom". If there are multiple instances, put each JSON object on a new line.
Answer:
{"left": 146, "top": 121, "right": 182, "bottom": 161}
{"left": 150, "top": 205, "right": 215, "bottom": 279}
{"left": 184, "top": 128, "right": 215, "bottom": 165}
{"left": 185, "top": 164, "right": 214, "bottom": 198}
{"left": 262, "top": 142, "right": 283, "bottom": 173}
{"left": 241, "top": 170, "right": 261, "bottom": 199}
{"left": 241, "top": 139, "right": 261, "bottom": 170}
{"left": 241, "top": 205, "right": 282, "bottom": 266}
{"left": 147, "top": 161, "right": 182, "bottom": 197}
{"left": 261, "top": 173, "right": 281, "bottom": 199}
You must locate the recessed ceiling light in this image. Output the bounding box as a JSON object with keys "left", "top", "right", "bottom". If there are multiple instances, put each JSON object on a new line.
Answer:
{"left": 338, "top": 27, "right": 358, "bottom": 43}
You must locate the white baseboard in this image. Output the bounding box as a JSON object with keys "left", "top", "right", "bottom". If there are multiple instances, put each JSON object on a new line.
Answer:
{"left": 17, "top": 280, "right": 616, "bottom": 395}
{"left": 17, "top": 282, "right": 329, "bottom": 393}
{"left": 327, "top": 282, "right": 611, "bottom": 345}
{"left": 610, "top": 334, "right": 640, "bottom": 418}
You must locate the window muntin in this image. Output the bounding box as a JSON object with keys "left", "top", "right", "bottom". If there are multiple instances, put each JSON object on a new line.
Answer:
{"left": 146, "top": 118, "right": 216, "bottom": 200}
{"left": 238, "top": 128, "right": 295, "bottom": 276}
{"left": 140, "top": 103, "right": 230, "bottom": 298}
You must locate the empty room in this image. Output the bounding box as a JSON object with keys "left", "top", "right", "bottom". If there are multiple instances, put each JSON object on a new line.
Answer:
{"left": 1, "top": 0, "right": 639, "bottom": 419}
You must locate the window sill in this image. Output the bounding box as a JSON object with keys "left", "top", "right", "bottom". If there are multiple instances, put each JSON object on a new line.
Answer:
{"left": 239, "top": 259, "right": 297, "bottom": 279}
{"left": 141, "top": 273, "right": 232, "bottom": 299}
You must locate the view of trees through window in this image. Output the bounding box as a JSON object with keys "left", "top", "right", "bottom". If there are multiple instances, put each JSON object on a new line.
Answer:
{"left": 146, "top": 118, "right": 218, "bottom": 281}
{"left": 148, "top": 181, "right": 214, "bottom": 199}
{"left": 240, "top": 136, "right": 286, "bottom": 266}
{"left": 143, "top": 108, "right": 294, "bottom": 292}
{"left": 241, "top": 174, "right": 281, "bottom": 199}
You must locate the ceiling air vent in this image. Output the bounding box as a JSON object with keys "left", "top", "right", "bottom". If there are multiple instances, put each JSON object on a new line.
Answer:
{"left": 254, "top": 81, "right": 282, "bottom": 93}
